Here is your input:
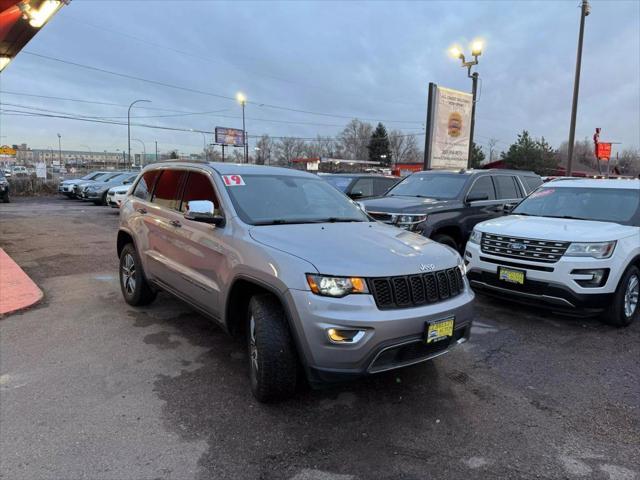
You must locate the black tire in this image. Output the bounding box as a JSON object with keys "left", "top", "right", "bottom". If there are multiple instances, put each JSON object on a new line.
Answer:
{"left": 432, "top": 233, "right": 459, "bottom": 251}
{"left": 247, "top": 294, "right": 298, "bottom": 402}
{"left": 119, "top": 243, "right": 157, "bottom": 306}
{"left": 603, "top": 265, "right": 639, "bottom": 327}
{"left": 101, "top": 192, "right": 108, "bottom": 206}
{"left": 2, "top": 193, "right": 9, "bottom": 203}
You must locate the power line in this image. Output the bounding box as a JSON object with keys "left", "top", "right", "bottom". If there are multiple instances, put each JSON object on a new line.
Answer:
{"left": 21, "top": 51, "right": 423, "bottom": 125}
{"left": 2, "top": 95, "right": 424, "bottom": 129}
{"left": 1, "top": 108, "right": 425, "bottom": 141}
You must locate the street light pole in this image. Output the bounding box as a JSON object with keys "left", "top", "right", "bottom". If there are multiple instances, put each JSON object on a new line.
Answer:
{"left": 236, "top": 92, "right": 247, "bottom": 163}
{"left": 449, "top": 41, "right": 483, "bottom": 169}
{"left": 566, "top": 0, "right": 590, "bottom": 177}
{"left": 80, "top": 144, "right": 92, "bottom": 168}
{"left": 57, "top": 133, "right": 62, "bottom": 167}
{"left": 191, "top": 129, "right": 208, "bottom": 161}
{"left": 132, "top": 138, "right": 146, "bottom": 168}
{"left": 128, "top": 99, "right": 151, "bottom": 167}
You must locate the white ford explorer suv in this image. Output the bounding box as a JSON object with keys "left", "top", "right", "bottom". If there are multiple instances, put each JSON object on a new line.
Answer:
{"left": 465, "top": 179, "right": 640, "bottom": 326}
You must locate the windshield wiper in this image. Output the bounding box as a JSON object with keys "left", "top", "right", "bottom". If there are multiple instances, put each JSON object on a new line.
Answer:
{"left": 309, "top": 217, "right": 364, "bottom": 223}
{"left": 543, "top": 215, "right": 590, "bottom": 221}
{"left": 253, "top": 219, "right": 311, "bottom": 225}
{"left": 254, "top": 218, "right": 364, "bottom": 226}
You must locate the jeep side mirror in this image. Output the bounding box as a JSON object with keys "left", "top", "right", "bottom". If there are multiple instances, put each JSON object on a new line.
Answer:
{"left": 466, "top": 193, "right": 489, "bottom": 203}
{"left": 184, "top": 200, "right": 225, "bottom": 226}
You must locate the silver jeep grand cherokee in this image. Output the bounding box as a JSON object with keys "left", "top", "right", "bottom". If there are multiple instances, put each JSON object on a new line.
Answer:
{"left": 117, "top": 162, "right": 474, "bottom": 401}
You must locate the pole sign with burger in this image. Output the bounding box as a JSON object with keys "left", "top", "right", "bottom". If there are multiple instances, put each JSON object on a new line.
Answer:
{"left": 423, "top": 83, "right": 473, "bottom": 170}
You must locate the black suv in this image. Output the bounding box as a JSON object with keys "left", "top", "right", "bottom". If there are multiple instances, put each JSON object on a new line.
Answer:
{"left": 359, "top": 169, "right": 542, "bottom": 251}
{"left": 321, "top": 173, "right": 398, "bottom": 199}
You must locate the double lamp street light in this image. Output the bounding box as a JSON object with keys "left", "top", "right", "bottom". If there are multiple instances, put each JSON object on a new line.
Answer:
{"left": 449, "top": 40, "right": 483, "bottom": 168}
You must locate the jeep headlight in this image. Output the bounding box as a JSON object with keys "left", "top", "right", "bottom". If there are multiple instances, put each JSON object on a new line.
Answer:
{"left": 468, "top": 229, "right": 482, "bottom": 244}
{"left": 306, "top": 274, "right": 369, "bottom": 298}
{"left": 565, "top": 241, "right": 616, "bottom": 259}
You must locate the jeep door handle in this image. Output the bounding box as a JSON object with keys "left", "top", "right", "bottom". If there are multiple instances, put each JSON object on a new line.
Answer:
{"left": 136, "top": 208, "right": 147, "bottom": 215}
{"left": 170, "top": 220, "right": 182, "bottom": 228}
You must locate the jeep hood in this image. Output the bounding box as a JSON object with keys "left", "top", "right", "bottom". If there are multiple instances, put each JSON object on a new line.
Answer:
{"left": 476, "top": 215, "right": 637, "bottom": 242}
{"left": 249, "top": 222, "right": 461, "bottom": 277}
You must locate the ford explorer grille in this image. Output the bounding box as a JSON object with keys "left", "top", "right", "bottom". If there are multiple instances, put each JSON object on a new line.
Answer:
{"left": 368, "top": 268, "right": 464, "bottom": 310}
{"left": 481, "top": 233, "right": 570, "bottom": 263}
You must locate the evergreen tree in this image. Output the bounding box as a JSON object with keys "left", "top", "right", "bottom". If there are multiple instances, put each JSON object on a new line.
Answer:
{"left": 501, "top": 130, "right": 558, "bottom": 175}
{"left": 470, "top": 142, "right": 485, "bottom": 168}
{"left": 367, "top": 122, "right": 392, "bottom": 166}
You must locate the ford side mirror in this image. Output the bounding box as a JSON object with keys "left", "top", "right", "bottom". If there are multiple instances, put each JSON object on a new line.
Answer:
{"left": 184, "top": 200, "right": 225, "bottom": 226}
{"left": 466, "top": 193, "right": 489, "bottom": 204}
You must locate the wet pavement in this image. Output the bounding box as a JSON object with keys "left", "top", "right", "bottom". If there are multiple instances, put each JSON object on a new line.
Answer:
{"left": 1, "top": 197, "right": 638, "bottom": 480}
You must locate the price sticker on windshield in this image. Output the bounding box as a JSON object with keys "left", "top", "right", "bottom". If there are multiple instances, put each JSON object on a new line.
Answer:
{"left": 222, "top": 175, "right": 245, "bottom": 186}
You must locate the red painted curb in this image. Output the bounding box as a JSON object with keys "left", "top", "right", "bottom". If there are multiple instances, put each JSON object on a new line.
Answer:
{"left": 0, "top": 248, "right": 43, "bottom": 317}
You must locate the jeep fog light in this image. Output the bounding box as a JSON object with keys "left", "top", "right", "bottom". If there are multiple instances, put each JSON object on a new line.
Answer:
{"left": 327, "top": 328, "right": 366, "bottom": 344}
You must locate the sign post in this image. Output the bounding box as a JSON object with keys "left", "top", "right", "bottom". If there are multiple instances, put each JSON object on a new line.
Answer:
{"left": 423, "top": 84, "right": 473, "bottom": 170}
{"left": 36, "top": 162, "right": 46, "bottom": 179}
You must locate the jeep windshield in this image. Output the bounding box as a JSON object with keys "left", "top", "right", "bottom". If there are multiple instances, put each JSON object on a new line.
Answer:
{"left": 513, "top": 186, "right": 640, "bottom": 226}
{"left": 386, "top": 173, "right": 467, "bottom": 199}
{"left": 223, "top": 174, "right": 370, "bottom": 225}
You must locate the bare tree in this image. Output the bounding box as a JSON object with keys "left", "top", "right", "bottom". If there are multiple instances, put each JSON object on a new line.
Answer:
{"left": 255, "top": 134, "right": 274, "bottom": 165}
{"left": 338, "top": 119, "right": 373, "bottom": 160}
{"left": 617, "top": 148, "right": 640, "bottom": 175}
{"left": 275, "top": 137, "right": 306, "bottom": 166}
{"left": 389, "top": 130, "right": 420, "bottom": 164}
{"left": 230, "top": 149, "right": 245, "bottom": 163}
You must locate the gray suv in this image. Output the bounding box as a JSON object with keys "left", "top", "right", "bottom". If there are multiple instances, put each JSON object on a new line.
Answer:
{"left": 117, "top": 162, "right": 475, "bottom": 401}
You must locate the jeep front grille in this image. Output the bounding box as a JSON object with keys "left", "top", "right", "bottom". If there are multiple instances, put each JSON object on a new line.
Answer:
{"left": 481, "top": 233, "right": 570, "bottom": 263}
{"left": 368, "top": 268, "right": 464, "bottom": 310}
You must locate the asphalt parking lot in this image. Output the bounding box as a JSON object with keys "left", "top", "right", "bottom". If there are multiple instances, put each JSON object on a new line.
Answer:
{"left": 1, "top": 197, "right": 638, "bottom": 480}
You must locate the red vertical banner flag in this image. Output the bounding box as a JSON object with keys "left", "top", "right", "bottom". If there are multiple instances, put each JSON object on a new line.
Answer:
{"left": 596, "top": 142, "right": 612, "bottom": 161}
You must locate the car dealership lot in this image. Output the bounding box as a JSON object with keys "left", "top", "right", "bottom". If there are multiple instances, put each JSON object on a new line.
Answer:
{"left": 1, "top": 197, "right": 638, "bottom": 480}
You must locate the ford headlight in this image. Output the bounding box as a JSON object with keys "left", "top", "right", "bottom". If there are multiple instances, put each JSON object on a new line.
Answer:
{"left": 306, "top": 274, "right": 369, "bottom": 298}
{"left": 469, "top": 229, "right": 482, "bottom": 244}
{"left": 565, "top": 241, "right": 616, "bottom": 259}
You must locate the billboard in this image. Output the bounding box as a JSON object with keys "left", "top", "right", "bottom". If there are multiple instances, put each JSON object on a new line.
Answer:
{"left": 215, "top": 127, "right": 245, "bottom": 147}
{"left": 424, "top": 85, "right": 473, "bottom": 170}
{"left": 596, "top": 142, "right": 612, "bottom": 161}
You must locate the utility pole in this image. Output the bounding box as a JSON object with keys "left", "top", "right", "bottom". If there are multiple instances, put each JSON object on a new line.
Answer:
{"left": 566, "top": 0, "right": 590, "bottom": 177}
{"left": 128, "top": 99, "right": 150, "bottom": 167}
{"left": 57, "top": 133, "right": 62, "bottom": 167}
{"left": 155, "top": 141, "right": 158, "bottom": 163}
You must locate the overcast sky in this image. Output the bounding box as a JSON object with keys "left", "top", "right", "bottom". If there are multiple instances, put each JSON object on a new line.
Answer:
{"left": 0, "top": 0, "right": 638, "bottom": 157}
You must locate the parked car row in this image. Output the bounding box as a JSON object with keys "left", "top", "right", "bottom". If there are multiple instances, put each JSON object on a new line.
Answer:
{"left": 113, "top": 162, "right": 639, "bottom": 402}
{"left": 59, "top": 170, "right": 137, "bottom": 205}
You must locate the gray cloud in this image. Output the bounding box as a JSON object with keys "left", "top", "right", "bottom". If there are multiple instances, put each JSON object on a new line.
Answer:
{"left": 1, "top": 0, "right": 638, "bottom": 156}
